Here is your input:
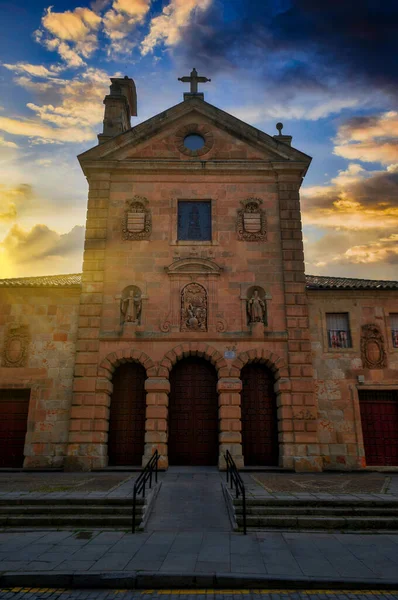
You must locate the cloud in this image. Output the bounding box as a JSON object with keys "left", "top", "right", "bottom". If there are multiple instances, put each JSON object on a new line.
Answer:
{"left": 2, "top": 62, "right": 63, "bottom": 78}
{"left": 0, "top": 135, "right": 18, "bottom": 149}
{"left": 0, "top": 68, "right": 112, "bottom": 144}
{"left": 35, "top": 6, "right": 102, "bottom": 67}
{"left": 0, "top": 224, "right": 84, "bottom": 270}
{"left": 103, "top": 0, "right": 150, "bottom": 55}
{"left": 141, "top": 0, "right": 212, "bottom": 55}
{"left": 334, "top": 111, "right": 398, "bottom": 164}
{"left": 0, "top": 184, "right": 34, "bottom": 223}
{"left": 173, "top": 0, "right": 398, "bottom": 112}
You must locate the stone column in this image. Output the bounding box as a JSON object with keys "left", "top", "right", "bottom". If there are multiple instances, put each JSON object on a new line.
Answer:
{"left": 143, "top": 377, "right": 169, "bottom": 469}
{"left": 278, "top": 175, "right": 322, "bottom": 472}
{"left": 65, "top": 174, "right": 110, "bottom": 471}
{"left": 217, "top": 377, "right": 243, "bottom": 469}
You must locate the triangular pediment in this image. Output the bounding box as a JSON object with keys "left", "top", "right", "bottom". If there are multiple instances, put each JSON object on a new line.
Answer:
{"left": 78, "top": 98, "right": 311, "bottom": 170}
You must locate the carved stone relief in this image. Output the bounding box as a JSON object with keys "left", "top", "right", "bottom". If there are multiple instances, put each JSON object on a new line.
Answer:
{"left": 246, "top": 287, "right": 267, "bottom": 325}
{"left": 237, "top": 197, "right": 266, "bottom": 241}
{"left": 181, "top": 283, "right": 207, "bottom": 332}
{"left": 120, "top": 285, "right": 142, "bottom": 325}
{"left": 122, "top": 195, "right": 151, "bottom": 240}
{"left": 361, "top": 324, "right": 387, "bottom": 369}
{"left": 2, "top": 323, "right": 30, "bottom": 367}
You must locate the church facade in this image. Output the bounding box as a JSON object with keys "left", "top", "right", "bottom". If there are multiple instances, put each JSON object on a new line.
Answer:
{"left": 0, "top": 74, "right": 397, "bottom": 472}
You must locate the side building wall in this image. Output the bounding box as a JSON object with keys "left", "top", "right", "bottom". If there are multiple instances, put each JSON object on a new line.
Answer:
{"left": 0, "top": 285, "right": 80, "bottom": 467}
{"left": 308, "top": 289, "right": 398, "bottom": 470}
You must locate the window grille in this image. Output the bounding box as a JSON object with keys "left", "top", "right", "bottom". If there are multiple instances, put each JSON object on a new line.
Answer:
{"left": 391, "top": 314, "right": 398, "bottom": 348}
{"left": 326, "top": 313, "right": 352, "bottom": 348}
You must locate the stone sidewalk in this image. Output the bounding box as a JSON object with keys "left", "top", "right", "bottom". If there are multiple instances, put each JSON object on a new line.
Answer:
{"left": 0, "top": 530, "right": 398, "bottom": 584}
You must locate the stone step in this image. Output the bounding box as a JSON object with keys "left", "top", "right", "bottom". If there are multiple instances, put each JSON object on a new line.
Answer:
{"left": 0, "top": 514, "right": 142, "bottom": 528}
{"left": 0, "top": 505, "right": 144, "bottom": 516}
{"left": 0, "top": 498, "right": 145, "bottom": 506}
{"left": 234, "top": 498, "right": 398, "bottom": 508}
{"left": 235, "top": 514, "right": 398, "bottom": 530}
{"left": 235, "top": 506, "right": 398, "bottom": 516}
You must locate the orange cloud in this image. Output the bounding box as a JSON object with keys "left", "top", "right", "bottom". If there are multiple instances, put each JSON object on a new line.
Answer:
{"left": 334, "top": 111, "right": 398, "bottom": 165}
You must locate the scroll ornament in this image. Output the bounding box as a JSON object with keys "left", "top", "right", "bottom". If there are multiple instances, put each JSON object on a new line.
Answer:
{"left": 360, "top": 324, "right": 387, "bottom": 369}
{"left": 2, "top": 323, "right": 30, "bottom": 368}
{"left": 237, "top": 197, "right": 266, "bottom": 241}
{"left": 122, "top": 196, "right": 151, "bottom": 240}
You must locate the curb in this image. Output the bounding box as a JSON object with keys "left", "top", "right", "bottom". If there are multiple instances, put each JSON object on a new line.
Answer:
{"left": 0, "top": 572, "right": 397, "bottom": 590}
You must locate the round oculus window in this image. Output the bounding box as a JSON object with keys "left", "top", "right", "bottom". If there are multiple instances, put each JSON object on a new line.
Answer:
{"left": 183, "top": 134, "right": 205, "bottom": 151}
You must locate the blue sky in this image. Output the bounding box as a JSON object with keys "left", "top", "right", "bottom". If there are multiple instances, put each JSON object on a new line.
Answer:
{"left": 0, "top": 0, "right": 397, "bottom": 279}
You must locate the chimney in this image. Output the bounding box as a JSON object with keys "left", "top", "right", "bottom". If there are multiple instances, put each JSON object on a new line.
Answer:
{"left": 98, "top": 76, "right": 137, "bottom": 144}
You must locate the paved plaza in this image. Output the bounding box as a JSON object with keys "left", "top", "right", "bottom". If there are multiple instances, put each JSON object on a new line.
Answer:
{"left": 0, "top": 590, "right": 398, "bottom": 600}
{"left": 0, "top": 470, "right": 397, "bottom": 588}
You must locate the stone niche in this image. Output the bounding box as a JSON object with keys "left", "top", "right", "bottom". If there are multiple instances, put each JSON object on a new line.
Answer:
{"left": 161, "top": 257, "right": 225, "bottom": 333}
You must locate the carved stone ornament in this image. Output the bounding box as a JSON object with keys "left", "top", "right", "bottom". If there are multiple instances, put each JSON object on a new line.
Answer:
{"left": 120, "top": 285, "right": 142, "bottom": 325}
{"left": 2, "top": 323, "right": 30, "bottom": 367}
{"left": 181, "top": 283, "right": 207, "bottom": 332}
{"left": 122, "top": 196, "right": 151, "bottom": 240}
{"left": 237, "top": 197, "right": 266, "bottom": 241}
{"left": 361, "top": 324, "right": 387, "bottom": 369}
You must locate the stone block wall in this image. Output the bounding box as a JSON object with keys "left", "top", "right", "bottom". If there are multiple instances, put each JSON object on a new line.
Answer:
{"left": 0, "top": 286, "right": 80, "bottom": 467}
{"left": 308, "top": 289, "right": 398, "bottom": 469}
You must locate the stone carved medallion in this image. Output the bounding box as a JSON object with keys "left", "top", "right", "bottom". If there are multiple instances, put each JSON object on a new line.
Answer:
{"left": 181, "top": 283, "right": 207, "bottom": 332}
{"left": 361, "top": 324, "right": 387, "bottom": 369}
{"left": 237, "top": 197, "right": 266, "bottom": 241}
{"left": 122, "top": 196, "right": 151, "bottom": 240}
{"left": 2, "top": 323, "right": 30, "bottom": 367}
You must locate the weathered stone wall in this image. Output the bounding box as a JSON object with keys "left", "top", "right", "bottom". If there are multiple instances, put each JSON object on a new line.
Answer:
{"left": 66, "top": 105, "right": 320, "bottom": 471}
{"left": 308, "top": 290, "right": 398, "bottom": 470}
{"left": 0, "top": 286, "right": 80, "bottom": 467}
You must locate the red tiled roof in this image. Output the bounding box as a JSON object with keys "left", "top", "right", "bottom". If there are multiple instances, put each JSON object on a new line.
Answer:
{"left": 0, "top": 273, "right": 82, "bottom": 287}
{"left": 305, "top": 274, "right": 398, "bottom": 290}
{"left": 0, "top": 272, "right": 397, "bottom": 290}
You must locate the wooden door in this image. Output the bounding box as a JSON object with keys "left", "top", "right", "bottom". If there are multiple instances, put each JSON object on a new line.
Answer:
{"left": 359, "top": 389, "right": 398, "bottom": 466}
{"left": 241, "top": 363, "right": 278, "bottom": 466}
{"left": 108, "top": 363, "right": 146, "bottom": 466}
{"left": 0, "top": 389, "right": 30, "bottom": 468}
{"left": 169, "top": 357, "right": 218, "bottom": 466}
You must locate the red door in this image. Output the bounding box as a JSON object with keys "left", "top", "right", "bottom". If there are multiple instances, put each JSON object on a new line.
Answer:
{"left": 169, "top": 357, "right": 218, "bottom": 466}
{"left": 108, "top": 363, "right": 146, "bottom": 466}
{"left": 359, "top": 389, "right": 398, "bottom": 466}
{"left": 0, "top": 389, "right": 30, "bottom": 468}
{"left": 241, "top": 363, "right": 278, "bottom": 466}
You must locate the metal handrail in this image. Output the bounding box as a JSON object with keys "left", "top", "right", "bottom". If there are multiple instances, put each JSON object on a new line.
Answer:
{"left": 132, "top": 449, "right": 159, "bottom": 533}
{"left": 224, "top": 450, "right": 246, "bottom": 535}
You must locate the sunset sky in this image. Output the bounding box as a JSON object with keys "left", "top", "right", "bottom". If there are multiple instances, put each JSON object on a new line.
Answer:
{"left": 0, "top": 0, "right": 397, "bottom": 280}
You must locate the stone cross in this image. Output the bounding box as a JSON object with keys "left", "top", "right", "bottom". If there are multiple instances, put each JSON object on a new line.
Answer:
{"left": 178, "top": 68, "right": 211, "bottom": 94}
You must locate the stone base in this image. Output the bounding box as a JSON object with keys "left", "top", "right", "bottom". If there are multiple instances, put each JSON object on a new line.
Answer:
{"left": 293, "top": 456, "right": 323, "bottom": 472}
{"left": 23, "top": 456, "right": 64, "bottom": 469}
{"left": 63, "top": 455, "right": 108, "bottom": 471}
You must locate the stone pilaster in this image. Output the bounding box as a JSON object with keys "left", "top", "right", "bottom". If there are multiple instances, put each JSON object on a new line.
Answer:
{"left": 65, "top": 174, "right": 110, "bottom": 471}
{"left": 217, "top": 377, "right": 243, "bottom": 469}
{"left": 143, "top": 377, "right": 170, "bottom": 469}
{"left": 278, "top": 176, "right": 322, "bottom": 472}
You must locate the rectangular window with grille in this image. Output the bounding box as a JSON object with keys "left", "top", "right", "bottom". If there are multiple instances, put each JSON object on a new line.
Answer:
{"left": 391, "top": 314, "right": 398, "bottom": 348}
{"left": 326, "top": 313, "right": 352, "bottom": 348}
{"left": 177, "top": 201, "right": 211, "bottom": 241}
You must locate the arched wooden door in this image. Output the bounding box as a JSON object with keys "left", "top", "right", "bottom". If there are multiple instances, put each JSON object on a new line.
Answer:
{"left": 241, "top": 363, "right": 278, "bottom": 466}
{"left": 108, "top": 362, "right": 146, "bottom": 466}
{"left": 169, "top": 357, "right": 218, "bottom": 466}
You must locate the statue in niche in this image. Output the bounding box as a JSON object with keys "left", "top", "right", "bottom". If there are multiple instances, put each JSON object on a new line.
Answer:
{"left": 181, "top": 283, "right": 207, "bottom": 332}
{"left": 120, "top": 287, "right": 142, "bottom": 325}
{"left": 247, "top": 289, "right": 266, "bottom": 324}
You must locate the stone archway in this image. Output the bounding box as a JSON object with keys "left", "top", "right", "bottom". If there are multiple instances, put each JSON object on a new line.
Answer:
{"left": 95, "top": 348, "right": 155, "bottom": 467}
{"left": 231, "top": 348, "right": 290, "bottom": 469}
